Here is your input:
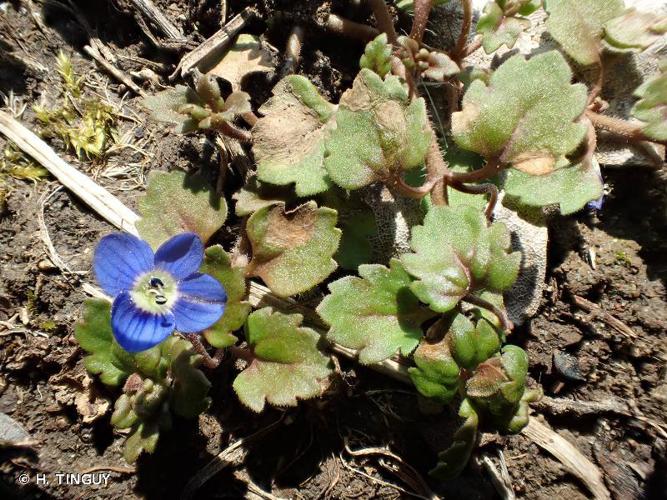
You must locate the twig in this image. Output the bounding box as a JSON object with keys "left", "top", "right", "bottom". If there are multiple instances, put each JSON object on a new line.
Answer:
{"left": 454, "top": 0, "right": 473, "bottom": 62}
{"left": 0, "top": 112, "right": 140, "bottom": 233}
{"left": 410, "top": 0, "right": 433, "bottom": 44}
{"left": 83, "top": 45, "right": 146, "bottom": 96}
{"left": 571, "top": 295, "right": 637, "bottom": 339}
{"left": 180, "top": 416, "right": 286, "bottom": 500}
{"left": 129, "top": 0, "right": 184, "bottom": 41}
{"left": 368, "top": 0, "right": 398, "bottom": 44}
{"left": 172, "top": 8, "right": 254, "bottom": 79}
{"left": 324, "top": 13, "right": 380, "bottom": 41}
{"left": 479, "top": 452, "right": 515, "bottom": 500}
{"left": 522, "top": 418, "right": 611, "bottom": 500}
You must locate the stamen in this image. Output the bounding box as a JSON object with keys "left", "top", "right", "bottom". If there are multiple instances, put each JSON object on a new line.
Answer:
{"left": 149, "top": 277, "right": 165, "bottom": 288}
{"left": 155, "top": 295, "right": 167, "bottom": 305}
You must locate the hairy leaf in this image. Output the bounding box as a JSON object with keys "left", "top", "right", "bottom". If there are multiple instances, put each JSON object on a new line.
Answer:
{"left": 233, "top": 177, "right": 294, "bottom": 217}
{"left": 141, "top": 85, "right": 201, "bottom": 133}
{"left": 200, "top": 245, "right": 251, "bottom": 348}
{"left": 318, "top": 259, "right": 434, "bottom": 364}
{"left": 409, "top": 336, "right": 461, "bottom": 404}
{"left": 400, "top": 205, "right": 520, "bottom": 313}
{"left": 360, "top": 33, "right": 392, "bottom": 78}
{"left": 324, "top": 69, "right": 432, "bottom": 190}
{"left": 233, "top": 308, "right": 332, "bottom": 412}
{"left": 253, "top": 76, "right": 335, "bottom": 196}
{"left": 545, "top": 0, "right": 624, "bottom": 66}
{"left": 452, "top": 51, "right": 587, "bottom": 174}
{"left": 246, "top": 202, "right": 341, "bottom": 297}
{"left": 632, "top": 62, "right": 667, "bottom": 142}
{"left": 137, "top": 170, "right": 228, "bottom": 248}
{"left": 477, "top": 2, "right": 530, "bottom": 54}
{"left": 502, "top": 157, "right": 603, "bottom": 214}
{"left": 604, "top": 9, "right": 667, "bottom": 51}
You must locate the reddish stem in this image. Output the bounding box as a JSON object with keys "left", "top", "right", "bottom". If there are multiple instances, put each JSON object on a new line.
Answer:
{"left": 453, "top": 0, "right": 473, "bottom": 62}
{"left": 368, "top": 0, "right": 398, "bottom": 44}
{"left": 446, "top": 157, "right": 501, "bottom": 184}
{"left": 463, "top": 294, "right": 513, "bottom": 333}
{"left": 450, "top": 181, "right": 498, "bottom": 220}
{"left": 410, "top": 0, "right": 433, "bottom": 44}
{"left": 186, "top": 334, "right": 226, "bottom": 369}
{"left": 325, "top": 13, "right": 379, "bottom": 41}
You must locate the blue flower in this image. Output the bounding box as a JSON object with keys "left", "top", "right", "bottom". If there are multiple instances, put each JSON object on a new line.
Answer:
{"left": 94, "top": 232, "right": 226, "bottom": 353}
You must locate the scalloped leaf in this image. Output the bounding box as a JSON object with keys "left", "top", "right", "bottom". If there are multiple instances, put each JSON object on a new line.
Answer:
{"left": 246, "top": 201, "right": 341, "bottom": 297}
{"left": 137, "top": 170, "right": 228, "bottom": 248}
{"left": 209, "top": 34, "right": 274, "bottom": 91}
{"left": 604, "top": 9, "right": 667, "bottom": 51}
{"left": 253, "top": 76, "right": 335, "bottom": 196}
{"left": 317, "top": 259, "right": 434, "bottom": 364}
{"left": 75, "top": 300, "right": 136, "bottom": 386}
{"left": 632, "top": 62, "right": 667, "bottom": 142}
{"left": 360, "top": 33, "right": 392, "bottom": 78}
{"left": 400, "top": 205, "right": 520, "bottom": 313}
{"left": 409, "top": 335, "right": 461, "bottom": 405}
{"left": 141, "top": 85, "right": 201, "bottom": 134}
{"left": 477, "top": 2, "right": 530, "bottom": 54}
{"left": 165, "top": 338, "right": 212, "bottom": 418}
{"left": 452, "top": 51, "right": 587, "bottom": 174}
{"left": 502, "top": 157, "right": 603, "bottom": 214}
{"left": 200, "top": 245, "right": 251, "bottom": 348}
{"left": 323, "top": 69, "right": 432, "bottom": 190}
{"left": 233, "top": 308, "right": 332, "bottom": 412}
{"left": 545, "top": 0, "right": 624, "bottom": 66}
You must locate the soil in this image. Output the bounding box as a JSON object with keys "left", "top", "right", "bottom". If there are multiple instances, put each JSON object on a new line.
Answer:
{"left": 1, "top": 1, "right": 666, "bottom": 499}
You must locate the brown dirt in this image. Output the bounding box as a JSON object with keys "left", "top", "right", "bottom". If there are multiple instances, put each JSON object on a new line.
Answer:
{"left": 0, "top": 1, "right": 666, "bottom": 499}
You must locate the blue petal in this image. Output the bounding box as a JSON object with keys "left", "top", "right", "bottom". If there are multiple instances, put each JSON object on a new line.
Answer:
{"left": 111, "top": 292, "right": 176, "bottom": 352}
{"left": 173, "top": 273, "right": 226, "bottom": 333}
{"left": 94, "top": 233, "right": 154, "bottom": 296}
{"left": 154, "top": 233, "right": 204, "bottom": 280}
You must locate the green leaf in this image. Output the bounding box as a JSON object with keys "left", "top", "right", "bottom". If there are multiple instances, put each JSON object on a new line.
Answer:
{"left": 110, "top": 394, "right": 138, "bottom": 429}
{"left": 137, "top": 169, "right": 228, "bottom": 249}
{"left": 452, "top": 51, "right": 587, "bottom": 174}
{"left": 604, "top": 9, "right": 667, "bottom": 51}
{"left": 200, "top": 245, "right": 251, "bottom": 348}
{"left": 233, "top": 308, "right": 332, "bottom": 412}
{"left": 321, "top": 189, "right": 377, "bottom": 270}
{"left": 246, "top": 201, "right": 341, "bottom": 297}
{"left": 141, "top": 85, "right": 200, "bottom": 133}
{"left": 478, "top": 2, "right": 530, "bottom": 54}
{"left": 545, "top": 0, "right": 624, "bottom": 66}
{"left": 164, "top": 338, "right": 212, "bottom": 418}
{"left": 124, "top": 422, "right": 160, "bottom": 464}
{"left": 75, "top": 300, "right": 136, "bottom": 386}
{"left": 632, "top": 62, "right": 667, "bottom": 142}
{"left": 400, "top": 205, "right": 520, "bottom": 313}
{"left": 253, "top": 76, "right": 334, "bottom": 196}
{"left": 360, "top": 34, "right": 392, "bottom": 78}
{"left": 448, "top": 312, "right": 502, "bottom": 370}
{"left": 502, "top": 157, "right": 603, "bottom": 215}
{"left": 409, "top": 336, "right": 461, "bottom": 404}
{"left": 232, "top": 177, "right": 294, "bottom": 217}
{"left": 318, "top": 259, "right": 434, "bottom": 364}
{"left": 324, "top": 69, "right": 432, "bottom": 190}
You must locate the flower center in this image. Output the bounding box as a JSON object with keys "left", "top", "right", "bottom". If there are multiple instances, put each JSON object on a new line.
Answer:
{"left": 131, "top": 271, "right": 178, "bottom": 314}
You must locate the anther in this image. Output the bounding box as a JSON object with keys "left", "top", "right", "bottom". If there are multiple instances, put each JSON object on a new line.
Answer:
{"left": 149, "top": 277, "right": 164, "bottom": 288}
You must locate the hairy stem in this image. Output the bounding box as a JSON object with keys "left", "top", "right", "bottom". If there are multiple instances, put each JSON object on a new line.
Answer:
{"left": 587, "top": 61, "right": 605, "bottom": 106}
{"left": 454, "top": 0, "right": 473, "bottom": 61}
{"left": 450, "top": 181, "right": 498, "bottom": 220}
{"left": 425, "top": 132, "right": 450, "bottom": 206}
{"left": 446, "top": 157, "right": 501, "bottom": 183}
{"left": 462, "top": 295, "right": 514, "bottom": 333}
{"left": 218, "top": 121, "right": 253, "bottom": 143}
{"left": 410, "top": 0, "right": 433, "bottom": 44}
{"left": 392, "top": 174, "right": 442, "bottom": 199}
{"left": 462, "top": 36, "right": 482, "bottom": 57}
{"left": 186, "top": 334, "right": 225, "bottom": 369}
{"left": 325, "top": 13, "right": 379, "bottom": 41}
{"left": 368, "top": 0, "right": 398, "bottom": 43}
{"left": 585, "top": 110, "right": 654, "bottom": 143}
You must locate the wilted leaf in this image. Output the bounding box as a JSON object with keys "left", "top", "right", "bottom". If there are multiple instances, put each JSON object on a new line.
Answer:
{"left": 200, "top": 245, "right": 251, "bottom": 348}
{"left": 452, "top": 51, "right": 587, "bottom": 173}
{"left": 545, "top": 0, "right": 624, "bottom": 66}
{"left": 502, "top": 157, "right": 603, "bottom": 214}
{"left": 477, "top": 2, "right": 530, "bottom": 54}
{"left": 318, "top": 259, "right": 434, "bottom": 364}
{"left": 75, "top": 300, "right": 137, "bottom": 386}
{"left": 137, "top": 170, "right": 228, "bottom": 248}
{"left": 141, "top": 85, "right": 201, "bottom": 133}
{"left": 253, "top": 76, "right": 335, "bottom": 196}
{"left": 246, "top": 202, "right": 341, "bottom": 297}
{"left": 233, "top": 308, "right": 332, "bottom": 412}
{"left": 324, "top": 69, "right": 432, "bottom": 190}
{"left": 632, "top": 62, "right": 667, "bottom": 142}
{"left": 604, "top": 9, "right": 667, "bottom": 51}
{"left": 360, "top": 33, "right": 392, "bottom": 78}
{"left": 209, "top": 34, "right": 274, "bottom": 91}
{"left": 400, "top": 205, "right": 520, "bottom": 313}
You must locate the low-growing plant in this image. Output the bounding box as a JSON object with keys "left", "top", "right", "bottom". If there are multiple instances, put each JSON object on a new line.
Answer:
{"left": 76, "top": 0, "right": 666, "bottom": 480}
